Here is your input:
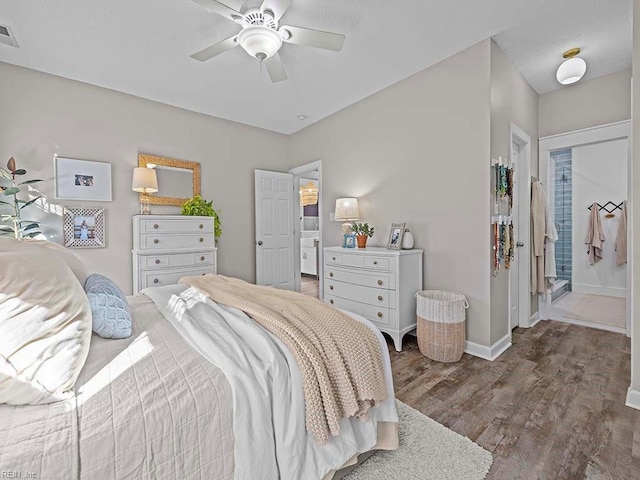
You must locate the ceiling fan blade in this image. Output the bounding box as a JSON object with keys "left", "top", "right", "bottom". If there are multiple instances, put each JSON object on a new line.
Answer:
{"left": 260, "top": 0, "right": 292, "bottom": 21}
{"left": 191, "top": 35, "right": 239, "bottom": 61}
{"left": 280, "top": 25, "right": 345, "bottom": 52}
{"left": 191, "top": 0, "right": 243, "bottom": 22}
{"left": 264, "top": 53, "right": 287, "bottom": 83}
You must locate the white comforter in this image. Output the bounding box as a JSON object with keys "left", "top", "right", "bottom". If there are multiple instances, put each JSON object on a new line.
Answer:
{"left": 143, "top": 284, "right": 398, "bottom": 480}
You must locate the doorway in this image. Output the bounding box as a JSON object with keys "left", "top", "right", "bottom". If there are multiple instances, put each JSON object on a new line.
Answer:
{"left": 539, "top": 121, "right": 630, "bottom": 336}
{"left": 509, "top": 123, "right": 532, "bottom": 330}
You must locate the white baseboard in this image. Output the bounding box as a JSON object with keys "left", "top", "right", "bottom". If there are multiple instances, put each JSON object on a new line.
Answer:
{"left": 626, "top": 387, "right": 640, "bottom": 410}
{"left": 465, "top": 332, "right": 511, "bottom": 361}
{"left": 573, "top": 283, "right": 626, "bottom": 298}
{"left": 529, "top": 312, "right": 542, "bottom": 327}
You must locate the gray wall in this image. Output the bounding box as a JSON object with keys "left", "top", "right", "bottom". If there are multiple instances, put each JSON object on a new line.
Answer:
{"left": 289, "top": 40, "right": 494, "bottom": 346}
{"left": 539, "top": 68, "right": 631, "bottom": 138}
{"left": 0, "top": 62, "right": 290, "bottom": 294}
{"left": 489, "top": 40, "right": 539, "bottom": 343}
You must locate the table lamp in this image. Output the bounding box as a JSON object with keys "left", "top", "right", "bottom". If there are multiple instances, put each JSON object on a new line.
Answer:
{"left": 335, "top": 197, "right": 360, "bottom": 245}
{"left": 132, "top": 167, "right": 159, "bottom": 215}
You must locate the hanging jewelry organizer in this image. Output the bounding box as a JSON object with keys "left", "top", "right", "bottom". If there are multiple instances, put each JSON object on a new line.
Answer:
{"left": 491, "top": 156, "right": 514, "bottom": 276}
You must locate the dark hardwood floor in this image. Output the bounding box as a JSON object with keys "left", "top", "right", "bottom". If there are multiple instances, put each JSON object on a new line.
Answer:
{"left": 387, "top": 320, "right": 640, "bottom": 480}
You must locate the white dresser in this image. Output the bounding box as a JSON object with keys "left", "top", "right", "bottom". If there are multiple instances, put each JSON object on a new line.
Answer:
{"left": 132, "top": 215, "right": 217, "bottom": 294}
{"left": 323, "top": 246, "right": 423, "bottom": 351}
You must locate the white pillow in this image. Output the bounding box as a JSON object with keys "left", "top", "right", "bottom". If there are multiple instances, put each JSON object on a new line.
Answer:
{"left": 0, "top": 237, "right": 88, "bottom": 287}
{"left": 0, "top": 248, "right": 92, "bottom": 405}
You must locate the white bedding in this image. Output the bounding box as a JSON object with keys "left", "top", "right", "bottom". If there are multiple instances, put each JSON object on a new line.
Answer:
{"left": 143, "top": 284, "right": 398, "bottom": 480}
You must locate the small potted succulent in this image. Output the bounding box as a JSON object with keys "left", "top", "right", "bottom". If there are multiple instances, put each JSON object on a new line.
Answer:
{"left": 351, "top": 222, "right": 374, "bottom": 248}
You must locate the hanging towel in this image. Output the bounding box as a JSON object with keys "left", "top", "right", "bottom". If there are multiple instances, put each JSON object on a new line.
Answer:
{"left": 615, "top": 200, "right": 628, "bottom": 266}
{"left": 585, "top": 203, "right": 605, "bottom": 265}
{"left": 530, "top": 181, "right": 546, "bottom": 294}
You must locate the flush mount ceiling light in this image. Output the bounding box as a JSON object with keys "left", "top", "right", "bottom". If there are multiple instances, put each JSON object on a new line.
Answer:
{"left": 556, "top": 47, "right": 587, "bottom": 85}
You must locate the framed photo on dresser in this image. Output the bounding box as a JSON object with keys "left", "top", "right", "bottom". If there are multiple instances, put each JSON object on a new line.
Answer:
{"left": 387, "top": 222, "right": 405, "bottom": 250}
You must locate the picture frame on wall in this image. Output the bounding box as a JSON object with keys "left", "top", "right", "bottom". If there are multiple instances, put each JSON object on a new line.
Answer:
{"left": 63, "top": 207, "right": 106, "bottom": 248}
{"left": 54, "top": 157, "right": 112, "bottom": 201}
{"left": 387, "top": 222, "right": 406, "bottom": 250}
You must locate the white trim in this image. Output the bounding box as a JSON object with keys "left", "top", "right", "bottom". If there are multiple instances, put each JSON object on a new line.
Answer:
{"left": 539, "top": 120, "right": 630, "bottom": 141}
{"left": 509, "top": 122, "right": 532, "bottom": 329}
{"left": 626, "top": 387, "right": 640, "bottom": 410}
{"left": 572, "top": 283, "right": 626, "bottom": 298}
{"left": 529, "top": 311, "right": 542, "bottom": 327}
{"left": 464, "top": 333, "right": 511, "bottom": 361}
{"left": 551, "top": 316, "right": 627, "bottom": 335}
{"left": 289, "top": 161, "right": 323, "bottom": 296}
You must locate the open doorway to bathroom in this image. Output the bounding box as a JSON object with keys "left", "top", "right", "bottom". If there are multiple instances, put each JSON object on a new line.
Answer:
{"left": 540, "top": 121, "right": 630, "bottom": 335}
{"left": 290, "top": 161, "right": 322, "bottom": 299}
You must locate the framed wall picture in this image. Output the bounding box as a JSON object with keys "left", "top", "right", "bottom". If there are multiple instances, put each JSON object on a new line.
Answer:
{"left": 54, "top": 157, "right": 112, "bottom": 201}
{"left": 63, "top": 207, "right": 106, "bottom": 248}
{"left": 387, "top": 222, "right": 406, "bottom": 250}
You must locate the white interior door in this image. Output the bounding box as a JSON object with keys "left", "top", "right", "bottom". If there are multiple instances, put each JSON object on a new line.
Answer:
{"left": 510, "top": 140, "right": 521, "bottom": 329}
{"left": 255, "top": 170, "right": 295, "bottom": 289}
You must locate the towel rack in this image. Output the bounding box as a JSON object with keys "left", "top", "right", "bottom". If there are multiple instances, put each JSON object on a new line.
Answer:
{"left": 587, "top": 201, "right": 624, "bottom": 213}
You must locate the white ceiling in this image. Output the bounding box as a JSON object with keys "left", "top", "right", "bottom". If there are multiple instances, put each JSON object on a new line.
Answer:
{"left": 0, "top": 0, "right": 626, "bottom": 134}
{"left": 493, "top": 0, "right": 632, "bottom": 95}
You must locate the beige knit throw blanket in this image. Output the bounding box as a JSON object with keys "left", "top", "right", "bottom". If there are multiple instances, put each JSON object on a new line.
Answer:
{"left": 181, "top": 274, "right": 388, "bottom": 445}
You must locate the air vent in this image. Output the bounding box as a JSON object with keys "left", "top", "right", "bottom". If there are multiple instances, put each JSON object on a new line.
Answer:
{"left": 0, "top": 24, "right": 18, "bottom": 48}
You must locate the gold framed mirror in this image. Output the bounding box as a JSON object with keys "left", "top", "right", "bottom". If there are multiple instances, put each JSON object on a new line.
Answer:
{"left": 138, "top": 153, "right": 201, "bottom": 206}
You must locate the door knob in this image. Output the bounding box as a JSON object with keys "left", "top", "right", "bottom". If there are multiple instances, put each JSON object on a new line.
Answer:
{"left": 516, "top": 242, "right": 524, "bottom": 248}
{"left": 257, "top": 240, "right": 263, "bottom": 246}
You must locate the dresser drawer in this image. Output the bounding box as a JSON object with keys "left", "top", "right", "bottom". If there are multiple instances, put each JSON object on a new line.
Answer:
{"left": 363, "top": 256, "right": 390, "bottom": 270}
{"left": 325, "top": 266, "right": 396, "bottom": 290}
{"left": 324, "top": 294, "right": 396, "bottom": 328}
{"left": 141, "top": 267, "right": 213, "bottom": 289}
{"left": 142, "top": 252, "right": 215, "bottom": 270}
{"left": 140, "top": 233, "right": 214, "bottom": 250}
{"left": 139, "top": 218, "right": 213, "bottom": 234}
{"left": 325, "top": 280, "right": 396, "bottom": 308}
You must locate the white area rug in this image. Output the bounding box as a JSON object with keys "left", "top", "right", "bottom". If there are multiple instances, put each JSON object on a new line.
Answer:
{"left": 342, "top": 401, "right": 493, "bottom": 480}
{"left": 560, "top": 293, "right": 625, "bottom": 329}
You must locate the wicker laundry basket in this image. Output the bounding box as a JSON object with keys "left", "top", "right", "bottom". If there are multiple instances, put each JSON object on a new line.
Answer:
{"left": 416, "top": 290, "right": 469, "bottom": 362}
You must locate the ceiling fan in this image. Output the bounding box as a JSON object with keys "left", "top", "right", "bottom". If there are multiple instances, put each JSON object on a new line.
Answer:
{"left": 190, "top": 0, "right": 346, "bottom": 83}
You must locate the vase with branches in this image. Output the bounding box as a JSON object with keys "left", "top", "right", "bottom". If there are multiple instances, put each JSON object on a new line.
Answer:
{"left": 0, "top": 157, "right": 43, "bottom": 239}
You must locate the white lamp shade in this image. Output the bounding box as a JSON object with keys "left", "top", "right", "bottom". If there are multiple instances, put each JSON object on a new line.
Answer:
{"left": 335, "top": 198, "right": 360, "bottom": 221}
{"left": 238, "top": 26, "right": 282, "bottom": 60}
{"left": 556, "top": 57, "right": 586, "bottom": 85}
{"left": 132, "top": 167, "right": 159, "bottom": 193}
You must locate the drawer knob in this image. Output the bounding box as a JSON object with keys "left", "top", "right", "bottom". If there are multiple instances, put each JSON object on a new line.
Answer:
{"left": 199, "top": 224, "right": 204, "bottom": 229}
{"left": 153, "top": 224, "right": 159, "bottom": 229}
{"left": 154, "top": 239, "right": 159, "bottom": 244}
{"left": 377, "top": 312, "right": 383, "bottom": 318}
{"left": 199, "top": 237, "right": 204, "bottom": 243}
{"left": 329, "top": 272, "right": 334, "bottom": 277}
{"left": 330, "top": 299, "right": 334, "bottom": 304}
{"left": 373, "top": 261, "right": 378, "bottom": 265}
{"left": 329, "top": 285, "right": 334, "bottom": 290}
{"left": 332, "top": 256, "right": 336, "bottom": 261}
{"left": 201, "top": 256, "right": 205, "bottom": 261}
{"left": 378, "top": 295, "right": 383, "bottom": 301}
{"left": 377, "top": 280, "right": 383, "bottom": 286}
{"left": 155, "top": 259, "right": 160, "bottom": 264}
{"left": 153, "top": 279, "right": 159, "bottom": 284}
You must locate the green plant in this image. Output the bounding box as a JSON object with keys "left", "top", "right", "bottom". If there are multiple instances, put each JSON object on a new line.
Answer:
{"left": 0, "top": 157, "right": 43, "bottom": 239}
{"left": 351, "top": 222, "right": 374, "bottom": 237}
{"left": 181, "top": 194, "right": 222, "bottom": 237}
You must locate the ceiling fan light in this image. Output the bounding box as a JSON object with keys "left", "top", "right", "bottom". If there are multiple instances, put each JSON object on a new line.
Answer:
{"left": 556, "top": 57, "right": 586, "bottom": 85}
{"left": 238, "top": 26, "right": 282, "bottom": 60}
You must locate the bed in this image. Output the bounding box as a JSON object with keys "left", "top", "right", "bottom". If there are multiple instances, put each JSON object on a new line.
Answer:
{"left": 0, "top": 248, "right": 398, "bottom": 480}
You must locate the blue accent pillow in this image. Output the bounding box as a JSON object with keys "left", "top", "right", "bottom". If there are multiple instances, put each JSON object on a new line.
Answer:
{"left": 85, "top": 274, "right": 132, "bottom": 339}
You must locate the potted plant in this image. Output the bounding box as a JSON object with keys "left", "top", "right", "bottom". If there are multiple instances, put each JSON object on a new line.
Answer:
{"left": 351, "top": 222, "right": 374, "bottom": 248}
{"left": 0, "top": 157, "right": 43, "bottom": 239}
{"left": 181, "top": 194, "right": 222, "bottom": 238}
